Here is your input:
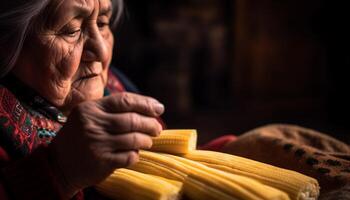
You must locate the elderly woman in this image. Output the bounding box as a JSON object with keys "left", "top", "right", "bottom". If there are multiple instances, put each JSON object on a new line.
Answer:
{"left": 0, "top": 0, "right": 165, "bottom": 199}
{"left": 1, "top": 0, "right": 350, "bottom": 200}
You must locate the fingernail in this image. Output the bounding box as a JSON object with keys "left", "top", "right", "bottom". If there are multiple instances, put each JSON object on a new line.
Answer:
{"left": 153, "top": 103, "right": 165, "bottom": 115}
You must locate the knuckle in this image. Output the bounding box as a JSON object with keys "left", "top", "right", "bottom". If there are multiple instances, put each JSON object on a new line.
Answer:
{"left": 127, "top": 133, "right": 152, "bottom": 150}
{"left": 151, "top": 118, "right": 162, "bottom": 134}
{"left": 120, "top": 92, "right": 133, "bottom": 107}
{"left": 72, "top": 101, "right": 98, "bottom": 119}
{"left": 76, "top": 101, "right": 94, "bottom": 112}
{"left": 70, "top": 106, "right": 92, "bottom": 126}
{"left": 131, "top": 133, "right": 140, "bottom": 149}
{"left": 126, "top": 151, "right": 139, "bottom": 166}
{"left": 145, "top": 98, "right": 154, "bottom": 111}
{"left": 128, "top": 113, "right": 139, "bottom": 131}
{"left": 145, "top": 97, "right": 161, "bottom": 115}
{"left": 82, "top": 123, "right": 95, "bottom": 133}
{"left": 151, "top": 118, "right": 160, "bottom": 128}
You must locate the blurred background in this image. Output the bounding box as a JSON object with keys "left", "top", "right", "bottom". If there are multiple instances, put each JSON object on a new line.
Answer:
{"left": 112, "top": 0, "right": 350, "bottom": 145}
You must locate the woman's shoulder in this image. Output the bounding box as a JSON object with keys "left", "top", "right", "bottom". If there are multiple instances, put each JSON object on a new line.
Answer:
{"left": 106, "top": 67, "right": 139, "bottom": 94}
{"left": 0, "top": 85, "right": 34, "bottom": 156}
{"left": 0, "top": 84, "right": 22, "bottom": 117}
{"left": 0, "top": 85, "right": 58, "bottom": 157}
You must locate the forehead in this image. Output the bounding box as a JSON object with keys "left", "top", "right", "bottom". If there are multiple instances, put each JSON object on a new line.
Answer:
{"left": 50, "top": 0, "right": 111, "bottom": 18}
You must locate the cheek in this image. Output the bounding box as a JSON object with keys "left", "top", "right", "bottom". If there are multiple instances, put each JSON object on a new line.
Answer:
{"left": 101, "top": 30, "right": 114, "bottom": 79}
{"left": 55, "top": 41, "right": 84, "bottom": 79}
{"left": 104, "top": 30, "right": 114, "bottom": 65}
{"left": 40, "top": 36, "right": 83, "bottom": 81}
{"left": 102, "top": 33, "right": 114, "bottom": 86}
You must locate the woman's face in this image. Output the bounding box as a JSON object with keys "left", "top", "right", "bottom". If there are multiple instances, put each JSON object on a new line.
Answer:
{"left": 13, "top": 0, "right": 114, "bottom": 113}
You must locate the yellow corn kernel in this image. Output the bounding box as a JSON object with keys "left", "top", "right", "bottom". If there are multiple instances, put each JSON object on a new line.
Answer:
{"left": 128, "top": 151, "right": 189, "bottom": 182}
{"left": 183, "top": 150, "right": 319, "bottom": 200}
{"left": 164, "top": 153, "right": 290, "bottom": 200}
{"left": 151, "top": 129, "right": 197, "bottom": 154}
{"left": 130, "top": 151, "right": 290, "bottom": 200}
{"left": 96, "top": 168, "right": 182, "bottom": 200}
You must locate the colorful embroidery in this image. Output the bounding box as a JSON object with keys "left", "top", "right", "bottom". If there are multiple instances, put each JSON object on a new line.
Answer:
{"left": 0, "top": 69, "right": 126, "bottom": 158}
{"left": 0, "top": 85, "right": 65, "bottom": 157}
{"left": 0, "top": 86, "right": 39, "bottom": 156}
{"left": 107, "top": 70, "right": 125, "bottom": 93}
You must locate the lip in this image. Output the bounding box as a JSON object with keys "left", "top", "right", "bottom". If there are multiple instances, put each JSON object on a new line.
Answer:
{"left": 77, "top": 73, "right": 99, "bottom": 81}
{"left": 83, "top": 73, "right": 98, "bottom": 79}
{"left": 75, "top": 63, "right": 103, "bottom": 82}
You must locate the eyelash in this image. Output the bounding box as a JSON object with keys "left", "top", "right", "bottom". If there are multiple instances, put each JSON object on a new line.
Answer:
{"left": 65, "top": 29, "right": 81, "bottom": 38}
{"left": 60, "top": 19, "right": 110, "bottom": 41}
{"left": 97, "top": 22, "right": 110, "bottom": 29}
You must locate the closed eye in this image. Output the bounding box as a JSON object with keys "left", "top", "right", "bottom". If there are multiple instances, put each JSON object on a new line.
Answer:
{"left": 64, "top": 29, "right": 81, "bottom": 37}
{"left": 97, "top": 22, "right": 109, "bottom": 29}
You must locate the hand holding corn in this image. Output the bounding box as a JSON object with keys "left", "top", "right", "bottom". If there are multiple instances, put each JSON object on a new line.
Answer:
{"left": 50, "top": 93, "right": 164, "bottom": 198}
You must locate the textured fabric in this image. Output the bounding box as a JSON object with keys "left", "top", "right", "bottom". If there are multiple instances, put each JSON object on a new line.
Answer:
{"left": 1, "top": 146, "right": 67, "bottom": 200}
{"left": 107, "top": 68, "right": 126, "bottom": 94}
{"left": 0, "top": 69, "right": 127, "bottom": 200}
{"left": 0, "top": 83, "right": 63, "bottom": 158}
{"left": 109, "top": 66, "right": 139, "bottom": 93}
{"left": 222, "top": 124, "right": 350, "bottom": 196}
{"left": 320, "top": 184, "right": 350, "bottom": 200}
{"left": 199, "top": 135, "right": 237, "bottom": 151}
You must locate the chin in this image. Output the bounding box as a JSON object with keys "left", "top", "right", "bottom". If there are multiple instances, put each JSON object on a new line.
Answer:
{"left": 78, "top": 73, "right": 105, "bottom": 92}
{"left": 63, "top": 76, "right": 106, "bottom": 112}
{"left": 78, "top": 76, "right": 105, "bottom": 100}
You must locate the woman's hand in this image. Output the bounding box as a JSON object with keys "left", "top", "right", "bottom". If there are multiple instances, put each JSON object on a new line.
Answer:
{"left": 50, "top": 92, "right": 164, "bottom": 197}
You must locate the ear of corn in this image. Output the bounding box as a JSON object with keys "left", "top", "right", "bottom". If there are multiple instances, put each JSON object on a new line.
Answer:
{"left": 183, "top": 150, "right": 319, "bottom": 200}
{"left": 96, "top": 129, "right": 320, "bottom": 200}
{"left": 128, "top": 150, "right": 190, "bottom": 182}
{"left": 162, "top": 153, "right": 290, "bottom": 200}
{"left": 128, "top": 157, "right": 187, "bottom": 182}
{"left": 130, "top": 151, "right": 290, "bottom": 200}
{"left": 96, "top": 168, "right": 183, "bottom": 200}
{"left": 150, "top": 129, "right": 197, "bottom": 154}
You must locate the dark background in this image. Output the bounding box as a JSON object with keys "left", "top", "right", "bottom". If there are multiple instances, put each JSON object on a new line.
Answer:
{"left": 112, "top": 0, "right": 350, "bottom": 145}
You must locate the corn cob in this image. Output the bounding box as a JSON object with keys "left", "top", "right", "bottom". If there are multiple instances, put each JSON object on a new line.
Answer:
{"left": 96, "top": 168, "right": 183, "bottom": 200}
{"left": 151, "top": 129, "right": 197, "bottom": 154}
{"left": 130, "top": 150, "right": 290, "bottom": 200}
{"left": 128, "top": 151, "right": 189, "bottom": 182}
{"left": 183, "top": 150, "right": 319, "bottom": 200}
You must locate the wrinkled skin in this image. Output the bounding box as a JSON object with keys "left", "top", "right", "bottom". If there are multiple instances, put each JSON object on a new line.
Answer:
{"left": 53, "top": 92, "right": 164, "bottom": 198}
{"left": 14, "top": 0, "right": 113, "bottom": 113}
{"left": 11, "top": 0, "right": 164, "bottom": 198}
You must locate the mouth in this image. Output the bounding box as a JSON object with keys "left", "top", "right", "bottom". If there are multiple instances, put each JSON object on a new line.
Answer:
{"left": 75, "top": 63, "right": 104, "bottom": 82}
{"left": 77, "top": 73, "right": 99, "bottom": 81}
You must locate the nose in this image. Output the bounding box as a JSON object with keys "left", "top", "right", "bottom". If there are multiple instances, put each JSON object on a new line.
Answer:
{"left": 81, "top": 27, "right": 109, "bottom": 63}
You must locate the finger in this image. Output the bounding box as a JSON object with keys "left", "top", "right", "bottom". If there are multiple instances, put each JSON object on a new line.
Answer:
{"left": 98, "top": 92, "right": 165, "bottom": 117}
{"left": 105, "top": 150, "right": 139, "bottom": 168}
{"left": 106, "top": 132, "right": 153, "bottom": 151}
{"left": 105, "top": 112, "right": 163, "bottom": 136}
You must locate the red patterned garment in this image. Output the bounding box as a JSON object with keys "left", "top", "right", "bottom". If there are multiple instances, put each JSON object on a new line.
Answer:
{"left": 0, "top": 86, "right": 62, "bottom": 157}
{"left": 0, "top": 70, "right": 126, "bottom": 200}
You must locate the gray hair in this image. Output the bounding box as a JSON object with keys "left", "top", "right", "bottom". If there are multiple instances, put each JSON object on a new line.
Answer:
{"left": 0, "top": 0, "right": 124, "bottom": 78}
